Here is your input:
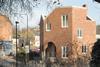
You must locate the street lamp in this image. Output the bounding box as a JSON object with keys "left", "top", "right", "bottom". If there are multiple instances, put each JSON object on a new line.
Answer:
{"left": 15, "top": 21, "right": 19, "bottom": 67}
{"left": 13, "top": 13, "right": 30, "bottom": 62}
{"left": 13, "top": 13, "right": 28, "bottom": 44}
{"left": 13, "top": 13, "right": 29, "bottom": 47}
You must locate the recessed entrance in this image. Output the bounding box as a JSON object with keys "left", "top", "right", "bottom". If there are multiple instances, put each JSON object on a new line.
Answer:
{"left": 46, "top": 42, "right": 56, "bottom": 58}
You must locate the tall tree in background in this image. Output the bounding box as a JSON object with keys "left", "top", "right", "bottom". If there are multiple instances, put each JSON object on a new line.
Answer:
{"left": 19, "top": 28, "right": 35, "bottom": 42}
{"left": 0, "top": 0, "right": 62, "bottom": 18}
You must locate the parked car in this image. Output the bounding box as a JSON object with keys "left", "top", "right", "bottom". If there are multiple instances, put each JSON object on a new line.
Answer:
{"left": 29, "top": 48, "right": 40, "bottom": 61}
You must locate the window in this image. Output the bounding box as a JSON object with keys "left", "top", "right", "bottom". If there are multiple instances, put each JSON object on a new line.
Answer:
{"left": 61, "top": 15, "right": 68, "bottom": 28}
{"left": 77, "top": 28, "right": 83, "bottom": 38}
{"left": 61, "top": 46, "right": 68, "bottom": 58}
{"left": 46, "top": 23, "right": 51, "bottom": 31}
{"left": 82, "top": 45, "right": 87, "bottom": 53}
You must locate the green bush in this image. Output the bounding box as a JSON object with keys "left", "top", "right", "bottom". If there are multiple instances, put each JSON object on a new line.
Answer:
{"left": 16, "top": 47, "right": 26, "bottom": 61}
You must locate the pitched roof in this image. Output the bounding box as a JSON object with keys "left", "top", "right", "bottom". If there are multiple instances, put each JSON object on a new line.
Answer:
{"left": 86, "top": 16, "right": 95, "bottom": 21}
{"left": 39, "top": 15, "right": 44, "bottom": 25}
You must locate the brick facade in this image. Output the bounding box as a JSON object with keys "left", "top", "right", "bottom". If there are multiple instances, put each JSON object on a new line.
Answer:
{"left": 0, "top": 15, "right": 12, "bottom": 41}
{"left": 40, "top": 6, "right": 96, "bottom": 61}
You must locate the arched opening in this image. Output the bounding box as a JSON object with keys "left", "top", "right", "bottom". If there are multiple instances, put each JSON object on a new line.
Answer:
{"left": 46, "top": 42, "right": 56, "bottom": 58}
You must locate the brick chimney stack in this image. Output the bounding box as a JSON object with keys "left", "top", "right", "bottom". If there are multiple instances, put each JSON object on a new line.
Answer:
{"left": 82, "top": 4, "right": 87, "bottom": 7}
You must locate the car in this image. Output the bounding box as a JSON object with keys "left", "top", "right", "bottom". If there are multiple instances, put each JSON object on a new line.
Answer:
{"left": 29, "top": 48, "right": 41, "bottom": 61}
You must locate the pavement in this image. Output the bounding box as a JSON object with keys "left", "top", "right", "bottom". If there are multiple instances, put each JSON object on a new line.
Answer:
{"left": 0, "top": 56, "right": 16, "bottom": 67}
{"left": 0, "top": 56, "right": 90, "bottom": 67}
{"left": 1, "top": 56, "right": 16, "bottom": 62}
{"left": 0, "top": 56, "right": 45, "bottom": 67}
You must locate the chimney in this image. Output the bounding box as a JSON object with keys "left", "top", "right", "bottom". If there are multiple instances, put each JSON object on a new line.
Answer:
{"left": 82, "top": 4, "right": 86, "bottom": 7}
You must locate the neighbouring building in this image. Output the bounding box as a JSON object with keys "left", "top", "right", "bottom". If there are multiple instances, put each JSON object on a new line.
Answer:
{"left": 11, "top": 38, "right": 19, "bottom": 54}
{"left": 34, "top": 26, "right": 40, "bottom": 48}
{"left": 34, "top": 35, "right": 40, "bottom": 48}
{"left": 31, "top": 26, "right": 40, "bottom": 52}
{"left": 0, "top": 14, "right": 12, "bottom": 41}
{"left": 0, "top": 14, "right": 13, "bottom": 56}
{"left": 40, "top": 5, "right": 96, "bottom": 62}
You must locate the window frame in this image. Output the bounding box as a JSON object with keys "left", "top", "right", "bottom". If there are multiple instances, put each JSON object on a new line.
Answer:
{"left": 77, "top": 28, "right": 83, "bottom": 38}
{"left": 61, "top": 15, "right": 68, "bottom": 28}
{"left": 82, "top": 45, "right": 87, "bottom": 54}
{"left": 61, "top": 46, "right": 68, "bottom": 58}
{"left": 46, "top": 22, "right": 51, "bottom": 32}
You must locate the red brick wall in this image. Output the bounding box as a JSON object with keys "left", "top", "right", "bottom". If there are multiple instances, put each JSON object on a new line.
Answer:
{"left": 72, "top": 7, "right": 96, "bottom": 58}
{"left": 0, "top": 15, "right": 12, "bottom": 41}
{"left": 40, "top": 6, "right": 96, "bottom": 59}
{"left": 42, "top": 8, "right": 73, "bottom": 58}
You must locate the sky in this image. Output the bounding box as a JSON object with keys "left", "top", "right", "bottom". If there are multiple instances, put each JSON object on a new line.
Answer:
{"left": 17, "top": 0, "right": 100, "bottom": 28}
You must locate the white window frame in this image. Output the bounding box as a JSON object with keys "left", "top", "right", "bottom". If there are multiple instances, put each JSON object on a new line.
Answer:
{"left": 82, "top": 45, "right": 87, "bottom": 54}
{"left": 46, "top": 23, "right": 51, "bottom": 31}
{"left": 61, "top": 46, "right": 68, "bottom": 58}
{"left": 77, "top": 28, "right": 83, "bottom": 38}
{"left": 61, "top": 15, "right": 68, "bottom": 28}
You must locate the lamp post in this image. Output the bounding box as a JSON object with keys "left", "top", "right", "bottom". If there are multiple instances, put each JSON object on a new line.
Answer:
{"left": 14, "top": 13, "right": 29, "bottom": 47}
{"left": 15, "top": 21, "right": 19, "bottom": 67}
{"left": 13, "top": 13, "right": 28, "bottom": 45}
{"left": 14, "top": 13, "right": 30, "bottom": 62}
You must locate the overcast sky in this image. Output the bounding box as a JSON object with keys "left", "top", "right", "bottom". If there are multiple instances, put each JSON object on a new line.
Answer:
{"left": 17, "top": 0, "right": 100, "bottom": 28}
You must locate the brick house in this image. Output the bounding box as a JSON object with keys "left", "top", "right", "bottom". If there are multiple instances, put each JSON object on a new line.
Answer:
{"left": 40, "top": 5, "right": 96, "bottom": 62}
{"left": 0, "top": 14, "right": 12, "bottom": 41}
{"left": 0, "top": 14, "right": 13, "bottom": 55}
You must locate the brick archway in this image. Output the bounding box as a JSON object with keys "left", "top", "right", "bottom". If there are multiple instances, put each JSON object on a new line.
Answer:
{"left": 46, "top": 42, "right": 56, "bottom": 58}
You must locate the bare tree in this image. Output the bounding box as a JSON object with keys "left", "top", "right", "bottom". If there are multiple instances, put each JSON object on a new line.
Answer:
{"left": 0, "top": 0, "right": 61, "bottom": 17}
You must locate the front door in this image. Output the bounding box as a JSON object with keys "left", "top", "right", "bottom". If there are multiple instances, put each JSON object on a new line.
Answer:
{"left": 46, "top": 42, "right": 56, "bottom": 58}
